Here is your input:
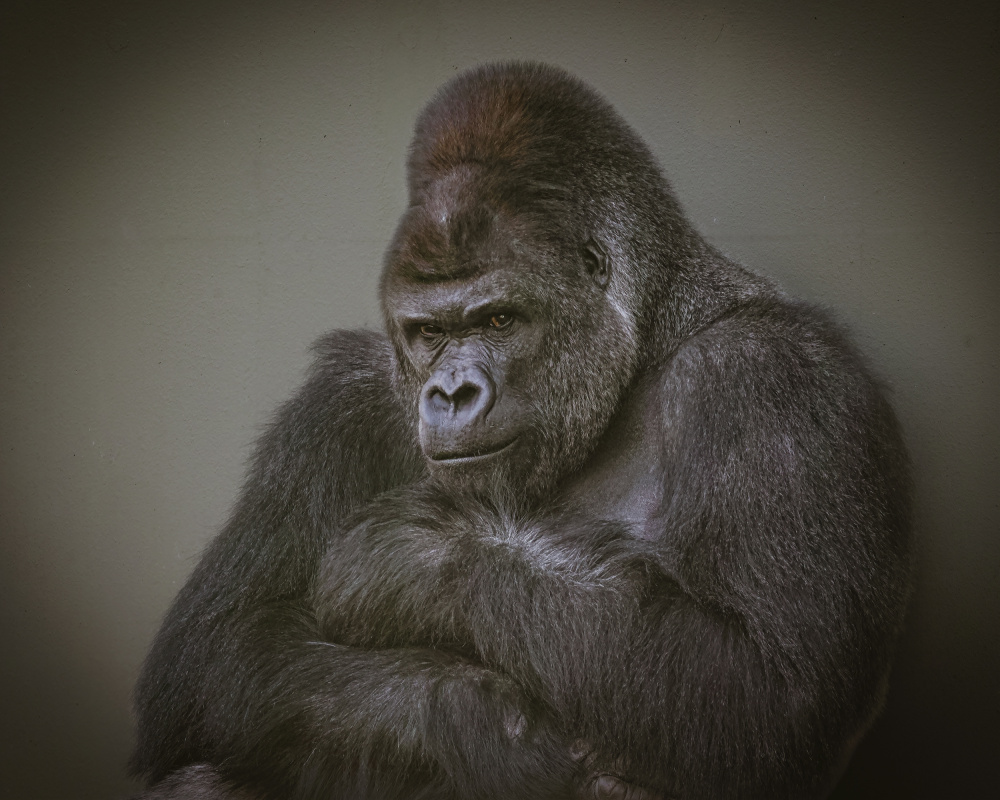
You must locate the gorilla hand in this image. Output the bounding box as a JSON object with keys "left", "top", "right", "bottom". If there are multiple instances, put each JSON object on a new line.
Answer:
{"left": 581, "top": 774, "right": 665, "bottom": 800}
{"left": 570, "top": 742, "right": 667, "bottom": 800}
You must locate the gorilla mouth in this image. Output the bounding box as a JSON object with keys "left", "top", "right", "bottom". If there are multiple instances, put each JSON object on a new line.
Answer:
{"left": 428, "top": 438, "right": 518, "bottom": 464}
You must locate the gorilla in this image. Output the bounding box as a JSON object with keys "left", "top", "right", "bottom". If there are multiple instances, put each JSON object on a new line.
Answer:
{"left": 131, "top": 62, "right": 913, "bottom": 800}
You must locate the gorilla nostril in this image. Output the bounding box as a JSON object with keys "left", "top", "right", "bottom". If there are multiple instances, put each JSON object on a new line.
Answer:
{"left": 451, "top": 383, "right": 479, "bottom": 411}
{"left": 427, "top": 388, "right": 454, "bottom": 414}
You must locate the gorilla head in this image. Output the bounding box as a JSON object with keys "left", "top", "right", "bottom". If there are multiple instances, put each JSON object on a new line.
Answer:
{"left": 380, "top": 63, "right": 696, "bottom": 499}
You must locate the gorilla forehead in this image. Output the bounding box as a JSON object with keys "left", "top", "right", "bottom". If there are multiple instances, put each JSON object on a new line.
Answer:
{"left": 385, "top": 184, "right": 581, "bottom": 287}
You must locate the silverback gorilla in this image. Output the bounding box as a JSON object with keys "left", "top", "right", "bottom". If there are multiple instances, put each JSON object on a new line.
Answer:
{"left": 131, "top": 63, "right": 913, "bottom": 800}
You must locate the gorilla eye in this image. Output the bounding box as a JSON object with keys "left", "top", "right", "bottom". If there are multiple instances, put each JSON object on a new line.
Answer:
{"left": 419, "top": 323, "right": 444, "bottom": 338}
{"left": 489, "top": 314, "right": 513, "bottom": 329}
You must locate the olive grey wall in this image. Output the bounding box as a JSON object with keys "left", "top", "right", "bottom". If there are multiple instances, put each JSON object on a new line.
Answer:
{"left": 1, "top": 1, "right": 996, "bottom": 797}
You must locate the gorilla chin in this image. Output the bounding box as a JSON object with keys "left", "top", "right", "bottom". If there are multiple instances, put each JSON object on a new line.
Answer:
{"left": 426, "top": 437, "right": 530, "bottom": 500}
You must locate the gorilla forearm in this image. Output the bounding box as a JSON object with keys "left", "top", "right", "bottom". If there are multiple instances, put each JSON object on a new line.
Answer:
{"left": 316, "top": 492, "right": 674, "bottom": 763}
{"left": 315, "top": 485, "right": 655, "bottom": 665}
{"left": 315, "top": 496, "right": 672, "bottom": 788}
{"left": 135, "top": 591, "right": 576, "bottom": 799}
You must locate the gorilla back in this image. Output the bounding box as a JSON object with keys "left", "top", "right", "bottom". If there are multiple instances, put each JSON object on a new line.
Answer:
{"left": 132, "top": 63, "right": 913, "bottom": 800}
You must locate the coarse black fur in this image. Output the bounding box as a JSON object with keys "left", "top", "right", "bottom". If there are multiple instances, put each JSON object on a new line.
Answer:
{"left": 131, "top": 62, "right": 913, "bottom": 800}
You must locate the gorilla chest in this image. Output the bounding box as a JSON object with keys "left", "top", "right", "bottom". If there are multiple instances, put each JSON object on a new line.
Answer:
{"left": 557, "top": 376, "right": 667, "bottom": 539}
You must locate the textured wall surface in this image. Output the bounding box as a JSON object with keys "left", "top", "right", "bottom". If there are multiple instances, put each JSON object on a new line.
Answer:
{"left": 1, "top": 1, "right": 997, "bottom": 797}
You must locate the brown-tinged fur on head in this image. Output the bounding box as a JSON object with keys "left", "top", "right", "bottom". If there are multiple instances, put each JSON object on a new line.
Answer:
{"left": 382, "top": 62, "right": 701, "bottom": 339}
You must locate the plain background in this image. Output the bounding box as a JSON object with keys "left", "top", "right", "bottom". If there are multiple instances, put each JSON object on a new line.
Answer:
{"left": 1, "top": 1, "right": 997, "bottom": 797}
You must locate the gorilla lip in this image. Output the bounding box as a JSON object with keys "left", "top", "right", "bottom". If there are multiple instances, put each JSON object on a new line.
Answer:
{"left": 427, "top": 437, "right": 518, "bottom": 464}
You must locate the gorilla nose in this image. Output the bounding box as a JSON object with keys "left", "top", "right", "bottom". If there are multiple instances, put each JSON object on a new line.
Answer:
{"left": 420, "top": 365, "right": 495, "bottom": 430}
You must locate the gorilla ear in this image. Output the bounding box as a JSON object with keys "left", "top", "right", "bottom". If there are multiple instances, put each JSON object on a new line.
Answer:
{"left": 583, "top": 237, "right": 611, "bottom": 289}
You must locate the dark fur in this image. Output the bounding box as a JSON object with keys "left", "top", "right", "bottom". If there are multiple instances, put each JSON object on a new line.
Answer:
{"left": 131, "top": 63, "right": 913, "bottom": 800}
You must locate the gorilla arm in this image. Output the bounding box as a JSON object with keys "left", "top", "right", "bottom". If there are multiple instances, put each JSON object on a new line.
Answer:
{"left": 130, "top": 330, "right": 576, "bottom": 800}
{"left": 316, "top": 306, "right": 913, "bottom": 799}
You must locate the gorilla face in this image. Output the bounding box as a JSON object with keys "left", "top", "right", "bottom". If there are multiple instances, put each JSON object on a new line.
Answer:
{"left": 394, "top": 267, "right": 542, "bottom": 464}
{"left": 382, "top": 196, "right": 639, "bottom": 501}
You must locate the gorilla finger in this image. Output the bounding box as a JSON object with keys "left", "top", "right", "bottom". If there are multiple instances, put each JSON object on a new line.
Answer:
{"left": 589, "top": 773, "right": 665, "bottom": 800}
